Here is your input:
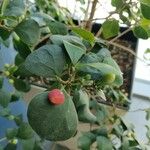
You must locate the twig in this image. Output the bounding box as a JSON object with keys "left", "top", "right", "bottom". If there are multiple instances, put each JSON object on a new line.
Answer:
{"left": 128, "top": 108, "right": 149, "bottom": 112}
{"left": 85, "top": 0, "right": 98, "bottom": 31}
{"left": 0, "top": 137, "right": 7, "bottom": 143}
{"left": 106, "top": 41, "right": 146, "bottom": 63}
{"left": 110, "top": 27, "right": 132, "bottom": 42}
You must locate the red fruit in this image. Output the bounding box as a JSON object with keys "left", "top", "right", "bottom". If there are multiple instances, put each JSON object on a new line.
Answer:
{"left": 48, "top": 89, "right": 65, "bottom": 105}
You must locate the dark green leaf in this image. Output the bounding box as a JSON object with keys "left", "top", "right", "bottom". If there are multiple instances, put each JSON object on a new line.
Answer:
{"left": 0, "top": 89, "right": 11, "bottom": 107}
{"left": 72, "top": 27, "right": 95, "bottom": 45}
{"left": 63, "top": 41, "right": 86, "bottom": 65}
{"left": 76, "top": 63, "right": 123, "bottom": 86}
{"left": 48, "top": 21, "right": 68, "bottom": 35}
{"left": 51, "top": 35, "right": 86, "bottom": 50}
{"left": 133, "top": 26, "right": 148, "bottom": 39}
{"left": 0, "top": 108, "right": 11, "bottom": 117}
{"left": 0, "top": 28, "right": 11, "bottom": 40}
{"left": 14, "top": 78, "right": 31, "bottom": 92}
{"left": 96, "top": 48, "right": 111, "bottom": 59}
{"left": 0, "top": 76, "right": 4, "bottom": 89}
{"left": 27, "top": 90, "right": 78, "bottom": 141}
{"left": 14, "top": 114, "right": 23, "bottom": 126}
{"left": 31, "top": 12, "right": 54, "bottom": 27}
{"left": 25, "top": 44, "right": 66, "bottom": 77}
{"left": 11, "top": 91, "right": 21, "bottom": 102}
{"left": 6, "top": 128, "right": 18, "bottom": 140}
{"left": 96, "top": 136, "right": 113, "bottom": 150}
{"left": 102, "top": 19, "right": 119, "bottom": 39}
{"left": 14, "top": 19, "right": 40, "bottom": 45}
{"left": 15, "top": 54, "right": 25, "bottom": 66}
{"left": 3, "top": 0, "right": 25, "bottom": 17}
{"left": 13, "top": 39, "right": 31, "bottom": 59}
{"left": 77, "top": 135, "right": 92, "bottom": 150}
{"left": 111, "top": 0, "right": 124, "bottom": 8}
{"left": 17, "top": 123, "right": 34, "bottom": 139}
{"left": 4, "top": 143, "right": 17, "bottom": 150}
{"left": 141, "top": 3, "right": 150, "bottom": 19}
{"left": 21, "top": 138, "right": 35, "bottom": 150}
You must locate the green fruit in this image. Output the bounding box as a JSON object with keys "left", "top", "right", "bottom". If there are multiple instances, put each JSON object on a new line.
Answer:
{"left": 103, "top": 73, "right": 116, "bottom": 84}
{"left": 27, "top": 90, "right": 78, "bottom": 141}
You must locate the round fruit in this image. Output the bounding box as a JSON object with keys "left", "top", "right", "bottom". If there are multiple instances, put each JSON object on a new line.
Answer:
{"left": 103, "top": 73, "right": 116, "bottom": 84}
{"left": 48, "top": 89, "right": 65, "bottom": 105}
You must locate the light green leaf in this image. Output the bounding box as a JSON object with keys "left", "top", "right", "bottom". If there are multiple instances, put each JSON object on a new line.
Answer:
{"left": 63, "top": 41, "right": 86, "bottom": 65}
{"left": 133, "top": 26, "right": 149, "bottom": 39}
{"left": 141, "top": 3, "right": 150, "bottom": 20}
{"left": 0, "top": 89, "right": 11, "bottom": 108}
{"left": 2, "top": 0, "right": 25, "bottom": 17}
{"left": 140, "top": 0, "right": 150, "bottom": 6}
{"left": 25, "top": 44, "right": 66, "bottom": 77}
{"left": 6, "top": 128, "right": 18, "bottom": 140}
{"left": 72, "top": 27, "right": 95, "bottom": 45}
{"left": 14, "top": 19, "right": 40, "bottom": 45}
{"left": 96, "top": 136, "right": 113, "bottom": 150}
{"left": 102, "top": 19, "right": 119, "bottom": 39}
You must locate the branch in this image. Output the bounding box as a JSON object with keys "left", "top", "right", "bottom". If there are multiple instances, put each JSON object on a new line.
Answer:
{"left": 85, "top": 0, "right": 98, "bottom": 31}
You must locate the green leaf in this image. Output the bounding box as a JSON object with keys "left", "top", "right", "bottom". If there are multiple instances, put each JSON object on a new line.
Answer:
{"left": 14, "top": 78, "right": 31, "bottom": 92}
{"left": 14, "top": 19, "right": 40, "bottom": 45}
{"left": 3, "top": 0, "right": 25, "bottom": 17}
{"left": 121, "top": 137, "right": 129, "bottom": 150}
{"left": 111, "top": 0, "right": 124, "bottom": 8}
{"left": 15, "top": 54, "right": 25, "bottom": 66}
{"left": 25, "top": 44, "right": 66, "bottom": 78}
{"left": 4, "top": 143, "right": 17, "bottom": 150}
{"left": 102, "top": 19, "right": 119, "bottom": 39}
{"left": 72, "top": 27, "right": 95, "bottom": 45}
{"left": 96, "top": 48, "right": 111, "bottom": 59}
{"left": 11, "top": 91, "right": 21, "bottom": 102}
{"left": 133, "top": 26, "right": 148, "bottom": 39}
{"left": 0, "top": 28, "right": 11, "bottom": 40}
{"left": 0, "top": 76, "right": 4, "bottom": 89}
{"left": 13, "top": 38, "right": 31, "bottom": 59}
{"left": 76, "top": 63, "right": 123, "bottom": 86}
{"left": 0, "top": 89, "right": 11, "bottom": 108}
{"left": 63, "top": 41, "right": 86, "bottom": 65}
{"left": 31, "top": 12, "right": 54, "bottom": 27}
{"left": 50, "top": 35, "right": 86, "bottom": 50}
{"left": 96, "top": 136, "right": 113, "bottom": 150}
{"left": 21, "top": 138, "right": 35, "bottom": 150}
{"left": 141, "top": 3, "right": 150, "bottom": 19}
{"left": 6, "top": 128, "right": 18, "bottom": 140}
{"left": 0, "top": 108, "right": 11, "bottom": 117}
{"left": 27, "top": 90, "right": 78, "bottom": 141}
{"left": 78, "top": 135, "right": 92, "bottom": 150}
{"left": 140, "top": 0, "right": 150, "bottom": 6}
{"left": 48, "top": 21, "right": 68, "bottom": 35}
{"left": 17, "top": 122, "right": 34, "bottom": 139}
{"left": 14, "top": 114, "right": 23, "bottom": 126}
{"left": 73, "top": 90, "right": 97, "bottom": 123}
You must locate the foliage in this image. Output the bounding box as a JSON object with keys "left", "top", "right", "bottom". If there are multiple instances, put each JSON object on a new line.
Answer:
{"left": 0, "top": 0, "right": 150, "bottom": 150}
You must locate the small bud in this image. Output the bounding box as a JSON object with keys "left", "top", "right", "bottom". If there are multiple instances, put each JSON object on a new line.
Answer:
{"left": 11, "top": 139, "right": 18, "bottom": 145}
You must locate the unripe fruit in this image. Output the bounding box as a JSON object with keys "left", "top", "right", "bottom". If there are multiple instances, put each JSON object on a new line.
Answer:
{"left": 4, "top": 63, "right": 10, "bottom": 68}
{"left": 103, "top": 73, "right": 116, "bottom": 84}
{"left": 4, "top": 71, "right": 10, "bottom": 76}
{"left": 10, "top": 139, "right": 18, "bottom": 144}
{"left": 48, "top": 89, "right": 65, "bottom": 105}
{"left": 9, "top": 79, "right": 14, "bottom": 84}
